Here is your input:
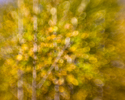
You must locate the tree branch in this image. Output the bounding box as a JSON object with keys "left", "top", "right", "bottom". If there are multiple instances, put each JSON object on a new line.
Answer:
{"left": 37, "top": 37, "right": 70, "bottom": 89}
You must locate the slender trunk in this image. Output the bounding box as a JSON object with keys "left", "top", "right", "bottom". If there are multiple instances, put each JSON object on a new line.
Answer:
{"left": 32, "top": 64, "right": 37, "bottom": 100}
{"left": 54, "top": 66, "right": 60, "bottom": 100}
{"left": 50, "top": 6, "right": 60, "bottom": 100}
{"left": 17, "top": 0, "right": 24, "bottom": 100}
{"left": 32, "top": 0, "right": 38, "bottom": 100}
{"left": 54, "top": 84, "right": 60, "bottom": 100}
{"left": 17, "top": 70, "right": 24, "bottom": 100}
{"left": 37, "top": 37, "right": 70, "bottom": 88}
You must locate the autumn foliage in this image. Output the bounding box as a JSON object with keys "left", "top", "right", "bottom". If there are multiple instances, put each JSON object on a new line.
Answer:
{"left": 0, "top": 0, "right": 125, "bottom": 100}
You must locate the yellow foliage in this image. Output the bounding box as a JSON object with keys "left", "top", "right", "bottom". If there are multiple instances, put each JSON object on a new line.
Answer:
{"left": 85, "top": 74, "right": 93, "bottom": 80}
{"left": 89, "top": 41, "right": 95, "bottom": 47}
{"left": 81, "top": 33, "right": 89, "bottom": 39}
{"left": 59, "top": 86, "right": 65, "bottom": 92}
{"left": 53, "top": 26, "right": 58, "bottom": 32}
{"left": 94, "top": 79, "right": 104, "bottom": 86}
{"left": 10, "top": 68, "right": 17, "bottom": 75}
{"left": 83, "top": 54, "right": 89, "bottom": 59}
{"left": 41, "top": 70, "right": 47, "bottom": 77}
{"left": 73, "top": 79, "right": 79, "bottom": 85}
{"left": 70, "top": 46, "right": 77, "bottom": 52}
{"left": 66, "top": 64, "right": 76, "bottom": 72}
{"left": 108, "top": 45, "right": 115, "bottom": 52}
{"left": 66, "top": 74, "right": 78, "bottom": 85}
{"left": 48, "top": 57, "right": 52, "bottom": 64}
{"left": 73, "top": 90, "right": 88, "bottom": 100}
{"left": 56, "top": 39, "right": 62, "bottom": 43}
{"left": 66, "top": 33, "right": 72, "bottom": 37}
{"left": 89, "top": 56, "right": 97, "bottom": 63}
{"left": 58, "top": 78, "right": 64, "bottom": 85}
{"left": 48, "top": 26, "right": 58, "bottom": 32}
{"left": 64, "top": 23, "right": 71, "bottom": 29}
{"left": 47, "top": 35, "right": 56, "bottom": 40}
{"left": 45, "top": 81, "right": 51, "bottom": 86}
{"left": 83, "top": 46, "right": 90, "bottom": 52}
{"left": 6, "top": 59, "right": 14, "bottom": 65}
{"left": 28, "top": 48, "right": 33, "bottom": 56}
{"left": 72, "top": 31, "right": 79, "bottom": 36}
{"left": 60, "top": 70, "right": 67, "bottom": 76}
{"left": 49, "top": 43, "right": 54, "bottom": 48}
{"left": 22, "top": 44, "right": 28, "bottom": 51}
{"left": 59, "top": 59, "right": 64, "bottom": 64}
{"left": 48, "top": 27, "right": 53, "bottom": 32}
{"left": 26, "top": 66, "right": 32, "bottom": 72}
{"left": 16, "top": 54, "right": 23, "bottom": 61}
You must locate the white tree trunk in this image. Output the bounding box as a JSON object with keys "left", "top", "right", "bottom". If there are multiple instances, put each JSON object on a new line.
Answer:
{"left": 17, "top": 0, "right": 24, "bottom": 100}
{"left": 32, "top": 0, "right": 38, "bottom": 100}
{"left": 51, "top": 7, "right": 60, "bottom": 100}
{"left": 17, "top": 70, "right": 24, "bottom": 100}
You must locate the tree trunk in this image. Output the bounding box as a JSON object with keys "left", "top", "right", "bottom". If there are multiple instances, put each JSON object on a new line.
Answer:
{"left": 17, "top": 70, "right": 24, "bottom": 100}
{"left": 54, "top": 84, "right": 60, "bottom": 100}
{"left": 17, "top": 0, "right": 24, "bottom": 100}
{"left": 32, "top": 0, "right": 38, "bottom": 100}
{"left": 51, "top": 7, "right": 60, "bottom": 100}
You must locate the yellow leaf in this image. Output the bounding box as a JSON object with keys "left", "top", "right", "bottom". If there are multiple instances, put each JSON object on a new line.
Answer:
{"left": 66, "top": 33, "right": 72, "bottom": 37}
{"left": 61, "top": 70, "right": 67, "bottom": 76}
{"left": 89, "top": 42, "right": 95, "bottom": 47}
{"left": 58, "top": 78, "right": 64, "bottom": 85}
{"left": 48, "top": 27, "right": 53, "bottom": 32}
{"left": 94, "top": 79, "right": 104, "bottom": 86}
{"left": 59, "top": 86, "right": 65, "bottom": 92}
{"left": 72, "top": 31, "right": 79, "bottom": 36}
{"left": 70, "top": 46, "right": 77, "bottom": 52}
{"left": 89, "top": 56, "right": 97, "bottom": 63}
{"left": 83, "top": 46, "right": 90, "bottom": 52}
{"left": 41, "top": 70, "right": 47, "bottom": 77}
{"left": 64, "top": 23, "right": 71, "bottom": 29}
{"left": 66, "top": 64, "right": 76, "bottom": 72}
{"left": 73, "top": 79, "right": 79, "bottom": 85}
{"left": 16, "top": 54, "right": 23, "bottom": 61}
{"left": 53, "top": 26, "right": 58, "bottom": 32}
{"left": 66, "top": 74, "right": 78, "bottom": 85}
{"left": 22, "top": 44, "right": 28, "bottom": 51}
{"left": 81, "top": 33, "right": 89, "bottom": 39}
{"left": 73, "top": 89, "right": 87, "bottom": 100}
{"left": 28, "top": 49, "right": 33, "bottom": 56}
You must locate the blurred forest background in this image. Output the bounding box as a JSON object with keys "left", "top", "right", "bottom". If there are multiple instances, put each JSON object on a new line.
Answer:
{"left": 0, "top": 0, "right": 125, "bottom": 100}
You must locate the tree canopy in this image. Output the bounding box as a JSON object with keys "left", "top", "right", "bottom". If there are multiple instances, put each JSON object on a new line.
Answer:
{"left": 0, "top": 0, "right": 125, "bottom": 100}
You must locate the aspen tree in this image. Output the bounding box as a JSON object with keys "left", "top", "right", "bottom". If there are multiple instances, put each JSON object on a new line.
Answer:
{"left": 17, "top": 0, "right": 24, "bottom": 100}
{"left": 32, "top": 0, "right": 39, "bottom": 99}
